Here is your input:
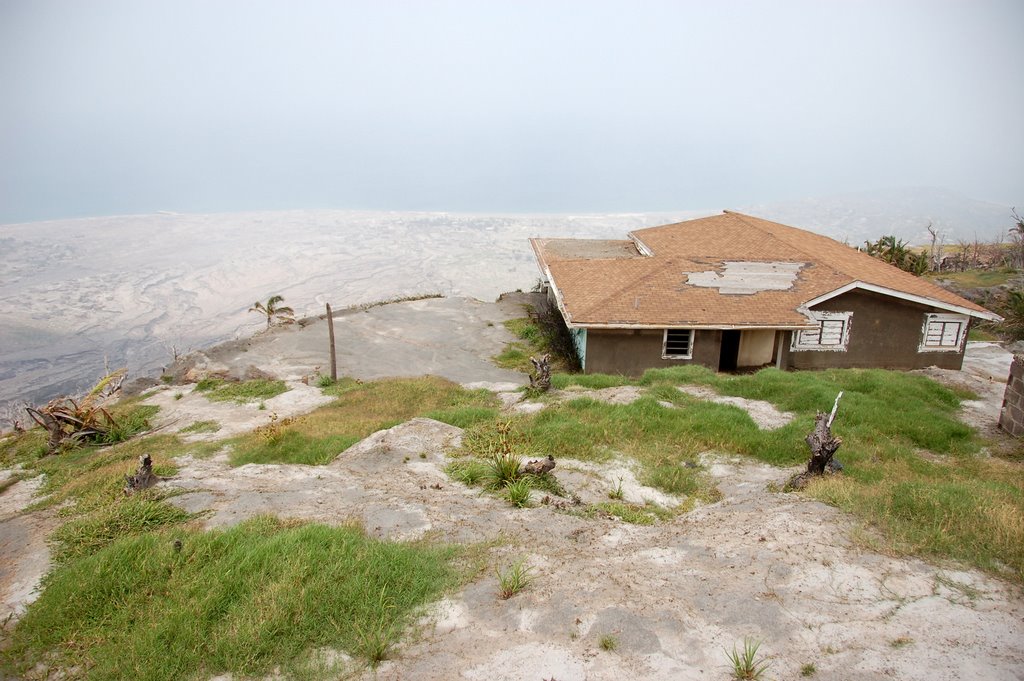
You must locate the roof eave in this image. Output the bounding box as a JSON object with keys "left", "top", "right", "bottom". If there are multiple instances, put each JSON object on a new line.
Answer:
{"left": 804, "top": 281, "right": 1003, "bottom": 323}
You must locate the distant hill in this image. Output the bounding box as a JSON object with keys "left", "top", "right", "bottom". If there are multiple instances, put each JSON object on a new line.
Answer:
{"left": 741, "top": 187, "right": 1015, "bottom": 248}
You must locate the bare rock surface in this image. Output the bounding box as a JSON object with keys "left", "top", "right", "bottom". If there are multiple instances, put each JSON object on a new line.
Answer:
{"left": 182, "top": 295, "right": 530, "bottom": 387}
{"left": 144, "top": 380, "right": 335, "bottom": 440}
{"left": 0, "top": 474, "right": 56, "bottom": 624}
{"left": 2, "top": 323, "right": 1022, "bottom": 678}
{"left": 157, "top": 414, "right": 1024, "bottom": 681}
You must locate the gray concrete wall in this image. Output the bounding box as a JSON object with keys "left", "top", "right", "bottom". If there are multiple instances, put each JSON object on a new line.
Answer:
{"left": 998, "top": 355, "right": 1024, "bottom": 436}
{"left": 584, "top": 328, "right": 722, "bottom": 376}
{"left": 779, "top": 289, "right": 967, "bottom": 371}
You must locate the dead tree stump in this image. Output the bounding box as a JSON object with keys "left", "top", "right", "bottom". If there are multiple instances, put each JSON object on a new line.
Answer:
{"left": 521, "top": 454, "right": 555, "bottom": 476}
{"left": 788, "top": 392, "right": 844, "bottom": 490}
{"left": 124, "top": 455, "right": 160, "bottom": 495}
{"left": 529, "top": 354, "right": 552, "bottom": 392}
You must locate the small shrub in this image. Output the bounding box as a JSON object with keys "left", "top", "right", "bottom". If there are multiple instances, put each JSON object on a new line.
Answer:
{"left": 316, "top": 375, "right": 335, "bottom": 388}
{"left": 800, "top": 662, "right": 817, "bottom": 677}
{"left": 173, "top": 392, "right": 183, "bottom": 401}
{"left": 505, "top": 478, "right": 532, "bottom": 508}
{"left": 97, "top": 405, "right": 159, "bottom": 445}
{"left": 484, "top": 453, "right": 523, "bottom": 490}
{"left": 725, "top": 637, "right": 771, "bottom": 680}
{"left": 599, "top": 634, "right": 618, "bottom": 651}
{"left": 608, "top": 477, "right": 624, "bottom": 500}
{"left": 496, "top": 559, "right": 532, "bottom": 599}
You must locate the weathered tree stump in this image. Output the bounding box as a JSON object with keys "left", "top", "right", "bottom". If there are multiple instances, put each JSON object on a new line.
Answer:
{"left": 529, "top": 354, "right": 552, "bottom": 392}
{"left": 788, "top": 392, "right": 844, "bottom": 490}
{"left": 124, "top": 455, "right": 160, "bottom": 495}
{"left": 521, "top": 454, "right": 555, "bottom": 476}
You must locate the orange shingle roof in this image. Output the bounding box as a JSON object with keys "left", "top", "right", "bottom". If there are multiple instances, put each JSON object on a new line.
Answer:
{"left": 531, "top": 211, "right": 998, "bottom": 328}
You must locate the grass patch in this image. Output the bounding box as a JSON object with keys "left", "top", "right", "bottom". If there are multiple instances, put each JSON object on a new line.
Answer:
{"left": 2, "top": 516, "right": 461, "bottom": 679}
{"left": 229, "top": 376, "right": 498, "bottom": 466}
{"left": 423, "top": 406, "right": 499, "bottom": 428}
{"left": 180, "top": 419, "right": 222, "bottom": 434}
{"left": 589, "top": 501, "right": 672, "bottom": 525}
{"left": 196, "top": 378, "right": 289, "bottom": 403}
{"left": 462, "top": 365, "right": 1024, "bottom": 580}
{"left": 51, "top": 493, "right": 195, "bottom": 563}
{"left": 493, "top": 315, "right": 575, "bottom": 373}
{"left": 925, "top": 268, "right": 1016, "bottom": 289}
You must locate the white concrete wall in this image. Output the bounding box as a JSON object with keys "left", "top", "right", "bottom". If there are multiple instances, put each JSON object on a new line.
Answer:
{"left": 738, "top": 329, "right": 775, "bottom": 367}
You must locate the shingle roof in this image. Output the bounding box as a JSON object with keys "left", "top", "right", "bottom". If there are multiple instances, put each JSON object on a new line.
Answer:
{"left": 531, "top": 211, "right": 999, "bottom": 328}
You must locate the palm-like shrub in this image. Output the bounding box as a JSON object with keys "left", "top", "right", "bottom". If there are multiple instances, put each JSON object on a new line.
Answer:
{"left": 249, "top": 295, "right": 295, "bottom": 329}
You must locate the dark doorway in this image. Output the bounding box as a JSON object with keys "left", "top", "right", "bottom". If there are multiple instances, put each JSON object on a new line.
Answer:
{"left": 719, "top": 330, "right": 741, "bottom": 372}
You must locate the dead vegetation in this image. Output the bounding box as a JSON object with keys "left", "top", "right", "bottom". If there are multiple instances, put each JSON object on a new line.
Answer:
{"left": 23, "top": 369, "right": 140, "bottom": 453}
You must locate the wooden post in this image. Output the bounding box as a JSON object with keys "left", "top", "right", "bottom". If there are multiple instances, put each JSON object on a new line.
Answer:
{"left": 326, "top": 303, "right": 338, "bottom": 381}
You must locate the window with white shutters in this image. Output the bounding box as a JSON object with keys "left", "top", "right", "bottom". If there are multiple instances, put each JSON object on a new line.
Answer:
{"left": 662, "top": 329, "right": 694, "bottom": 359}
{"left": 919, "top": 314, "right": 968, "bottom": 352}
{"left": 791, "top": 311, "right": 852, "bottom": 351}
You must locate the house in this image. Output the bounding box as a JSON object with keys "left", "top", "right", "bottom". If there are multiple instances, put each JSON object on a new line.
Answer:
{"left": 531, "top": 211, "right": 1002, "bottom": 375}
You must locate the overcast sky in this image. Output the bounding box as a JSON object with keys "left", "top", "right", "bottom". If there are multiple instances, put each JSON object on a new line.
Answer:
{"left": 1, "top": 0, "right": 1022, "bottom": 223}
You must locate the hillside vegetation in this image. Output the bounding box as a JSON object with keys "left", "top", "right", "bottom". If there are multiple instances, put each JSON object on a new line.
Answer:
{"left": 1, "top": 363, "right": 1022, "bottom": 678}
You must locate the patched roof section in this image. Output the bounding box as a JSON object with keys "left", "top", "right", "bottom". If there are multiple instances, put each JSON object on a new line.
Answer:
{"left": 533, "top": 238, "right": 642, "bottom": 260}
{"left": 531, "top": 211, "right": 996, "bottom": 328}
{"left": 685, "top": 261, "right": 805, "bottom": 295}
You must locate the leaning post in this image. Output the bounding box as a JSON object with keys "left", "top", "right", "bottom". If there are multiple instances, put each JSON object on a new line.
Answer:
{"left": 326, "top": 302, "right": 338, "bottom": 381}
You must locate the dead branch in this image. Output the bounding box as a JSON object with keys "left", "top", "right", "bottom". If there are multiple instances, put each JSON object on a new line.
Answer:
{"left": 521, "top": 454, "right": 555, "bottom": 476}
{"left": 788, "top": 391, "right": 844, "bottom": 490}
{"left": 124, "top": 455, "right": 160, "bottom": 495}
{"left": 529, "top": 354, "right": 552, "bottom": 392}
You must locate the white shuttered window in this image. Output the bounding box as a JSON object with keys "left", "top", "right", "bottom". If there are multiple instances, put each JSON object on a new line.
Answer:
{"left": 919, "top": 313, "right": 968, "bottom": 352}
{"left": 791, "top": 311, "right": 852, "bottom": 352}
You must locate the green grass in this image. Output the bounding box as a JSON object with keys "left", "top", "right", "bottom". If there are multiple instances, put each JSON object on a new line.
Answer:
{"left": 496, "top": 558, "right": 531, "bottom": 599}
{"left": 51, "top": 493, "right": 195, "bottom": 563}
{"left": 493, "top": 316, "right": 573, "bottom": 373}
{"left": 598, "top": 634, "right": 618, "bottom": 651}
{"left": 725, "top": 637, "right": 771, "bottom": 680}
{"left": 968, "top": 327, "right": 1000, "bottom": 341}
{"left": 2, "top": 516, "right": 461, "bottom": 680}
{"left": 229, "top": 376, "right": 498, "bottom": 466}
{"left": 180, "top": 419, "right": 222, "bottom": 434}
{"left": 464, "top": 365, "right": 1024, "bottom": 580}
{"left": 195, "top": 378, "right": 289, "bottom": 403}
{"left": 925, "top": 268, "right": 1016, "bottom": 288}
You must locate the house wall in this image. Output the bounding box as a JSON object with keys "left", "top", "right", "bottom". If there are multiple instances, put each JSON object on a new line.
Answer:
{"left": 778, "top": 289, "right": 967, "bottom": 371}
{"left": 737, "top": 329, "right": 775, "bottom": 367}
{"left": 584, "top": 329, "right": 722, "bottom": 376}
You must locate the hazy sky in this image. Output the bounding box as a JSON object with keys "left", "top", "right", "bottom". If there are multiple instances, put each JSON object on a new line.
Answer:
{"left": 1, "top": 0, "right": 1022, "bottom": 223}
